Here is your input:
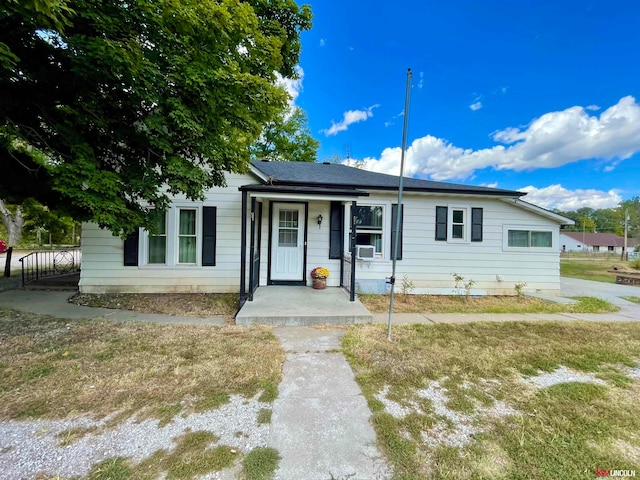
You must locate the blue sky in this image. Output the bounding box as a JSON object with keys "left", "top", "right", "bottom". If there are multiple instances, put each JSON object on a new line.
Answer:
{"left": 281, "top": 0, "right": 640, "bottom": 211}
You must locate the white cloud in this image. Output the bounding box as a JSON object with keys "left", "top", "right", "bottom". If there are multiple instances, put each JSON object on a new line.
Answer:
{"left": 469, "top": 101, "right": 482, "bottom": 111}
{"left": 518, "top": 184, "right": 622, "bottom": 211}
{"left": 319, "top": 38, "right": 325, "bottom": 47}
{"left": 348, "top": 96, "right": 640, "bottom": 180}
{"left": 322, "top": 105, "right": 379, "bottom": 136}
{"left": 275, "top": 65, "right": 304, "bottom": 108}
{"left": 418, "top": 71, "right": 424, "bottom": 90}
{"left": 585, "top": 104, "right": 600, "bottom": 111}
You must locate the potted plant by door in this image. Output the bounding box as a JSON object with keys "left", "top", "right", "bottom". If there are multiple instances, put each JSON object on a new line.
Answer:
{"left": 310, "top": 267, "right": 329, "bottom": 289}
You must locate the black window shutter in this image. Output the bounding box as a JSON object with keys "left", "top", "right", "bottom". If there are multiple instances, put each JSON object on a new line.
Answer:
{"left": 123, "top": 229, "right": 139, "bottom": 266}
{"left": 435, "top": 206, "right": 448, "bottom": 241}
{"left": 471, "top": 207, "right": 483, "bottom": 242}
{"left": 329, "top": 201, "right": 344, "bottom": 259}
{"left": 391, "top": 203, "right": 403, "bottom": 260}
{"left": 202, "top": 207, "right": 217, "bottom": 266}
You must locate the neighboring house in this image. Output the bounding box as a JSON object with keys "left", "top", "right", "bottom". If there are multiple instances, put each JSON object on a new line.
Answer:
{"left": 560, "top": 232, "right": 627, "bottom": 254}
{"left": 80, "top": 161, "right": 574, "bottom": 299}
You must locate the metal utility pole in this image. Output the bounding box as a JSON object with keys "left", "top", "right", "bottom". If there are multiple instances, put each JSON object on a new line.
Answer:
{"left": 622, "top": 209, "right": 629, "bottom": 261}
{"left": 387, "top": 68, "right": 412, "bottom": 342}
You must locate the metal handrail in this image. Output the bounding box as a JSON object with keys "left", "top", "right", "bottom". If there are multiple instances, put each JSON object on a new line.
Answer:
{"left": 19, "top": 249, "right": 81, "bottom": 287}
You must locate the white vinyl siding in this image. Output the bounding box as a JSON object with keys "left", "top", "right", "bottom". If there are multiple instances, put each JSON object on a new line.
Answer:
{"left": 351, "top": 193, "right": 563, "bottom": 295}
{"left": 79, "top": 174, "right": 252, "bottom": 293}
{"left": 80, "top": 173, "right": 564, "bottom": 296}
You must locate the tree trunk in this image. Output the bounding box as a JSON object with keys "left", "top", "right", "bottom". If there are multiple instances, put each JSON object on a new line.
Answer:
{"left": 0, "top": 199, "right": 24, "bottom": 246}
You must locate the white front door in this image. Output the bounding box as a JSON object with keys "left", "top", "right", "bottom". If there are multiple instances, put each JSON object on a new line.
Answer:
{"left": 271, "top": 203, "right": 305, "bottom": 281}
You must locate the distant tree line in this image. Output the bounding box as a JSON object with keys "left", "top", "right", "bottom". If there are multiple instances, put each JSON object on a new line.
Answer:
{"left": 554, "top": 197, "right": 640, "bottom": 244}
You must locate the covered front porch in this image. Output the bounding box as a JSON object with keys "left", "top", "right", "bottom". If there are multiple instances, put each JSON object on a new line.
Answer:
{"left": 235, "top": 286, "right": 372, "bottom": 325}
{"left": 238, "top": 184, "right": 368, "bottom": 306}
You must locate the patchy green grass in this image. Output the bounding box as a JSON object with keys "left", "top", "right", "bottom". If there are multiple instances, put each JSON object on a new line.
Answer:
{"left": 242, "top": 447, "right": 281, "bottom": 480}
{"left": 257, "top": 408, "right": 272, "bottom": 425}
{"left": 560, "top": 258, "right": 633, "bottom": 283}
{"left": 623, "top": 296, "right": 640, "bottom": 305}
{"left": 86, "top": 431, "right": 238, "bottom": 480}
{"left": 343, "top": 322, "right": 640, "bottom": 479}
{"left": 0, "top": 308, "right": 283, "bottom": 422}
{"left": 360, "top": 294, "right": 618, "bottom": 314}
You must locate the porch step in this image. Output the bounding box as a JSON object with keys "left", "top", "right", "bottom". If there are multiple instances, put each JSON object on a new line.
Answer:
{"left": 235, "top": 286, "right": 373, "bottom": 326}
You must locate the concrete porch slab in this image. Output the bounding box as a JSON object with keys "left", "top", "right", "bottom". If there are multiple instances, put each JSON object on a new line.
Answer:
{"left": 235, "top": 286, "right": 373, "bottom": 326}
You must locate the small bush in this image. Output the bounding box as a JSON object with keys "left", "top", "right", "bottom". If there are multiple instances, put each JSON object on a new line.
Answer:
{"left": 630, "top": 259, "right": 640, "bottom": 270}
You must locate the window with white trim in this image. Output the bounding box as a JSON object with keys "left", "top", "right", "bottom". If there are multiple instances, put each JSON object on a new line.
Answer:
{"left": 451, "top": 208, "right": 466, "bottom": 240}
{"left": 147, "top": 210, "right": 167, "bottom": 264}
{"left": 178, "top": 208, "right": 197, "bottom": 264}
{"left": 505, "top": 227, "right": 554, "bottom": 249}
{"left": 353, "top": 205, "right": 384, "bottom": 255}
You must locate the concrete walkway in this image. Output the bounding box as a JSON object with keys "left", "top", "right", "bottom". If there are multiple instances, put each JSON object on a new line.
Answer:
{"left": 269, "top": 327, "right": 390, "bottom": 480}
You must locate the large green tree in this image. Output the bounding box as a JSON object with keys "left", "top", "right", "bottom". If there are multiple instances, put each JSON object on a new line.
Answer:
{"left": 250, "top": 106, "right": 319, "bottom": 162}
{"left": 0, "top": 0, "right": 312, "bottom": 235}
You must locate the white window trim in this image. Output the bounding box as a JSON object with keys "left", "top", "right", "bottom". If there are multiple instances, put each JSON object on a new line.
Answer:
{"left": 346, "top": 202, "right": 391, "bottom": 261}
{"left": 503, "top": 225, "right": 556, "bottom": 251}
{"left": 176, "top": 207, "right": 199, "bottom": 265}
{"left": 447, "top": 205, "right": 471, "bottom": 244}
{"left": 139, "top": 203, "right": 206, "bottom": 267}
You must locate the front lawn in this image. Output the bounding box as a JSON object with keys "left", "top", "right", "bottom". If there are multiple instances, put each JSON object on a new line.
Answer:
{"left": 561, "top": 257, "right": 634, "bottom": 283}
{"left": 0, "top": 308, "right": 283, "bottom": 479}
{"left": 343, "top": 322, "right": 640, "bottom": 479}
{"left": 359, "top": 294, "right": 618, "bottom": 314}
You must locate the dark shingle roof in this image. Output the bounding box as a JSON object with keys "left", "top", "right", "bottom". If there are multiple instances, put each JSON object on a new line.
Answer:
{"left": 250, "top": 161, "right": 523, "bottom": 197}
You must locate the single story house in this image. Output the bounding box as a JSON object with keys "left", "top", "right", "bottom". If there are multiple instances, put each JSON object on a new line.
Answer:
{"left": 80, "top": 161, "right": 574, "bottom": 300}
{"left": 560, "top": 232, "right": 626, "bottom": 254}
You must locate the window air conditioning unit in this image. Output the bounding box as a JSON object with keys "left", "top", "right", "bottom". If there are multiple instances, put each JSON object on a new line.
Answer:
{"left": 356, "top": 245, "right": 376, "bottom": 260}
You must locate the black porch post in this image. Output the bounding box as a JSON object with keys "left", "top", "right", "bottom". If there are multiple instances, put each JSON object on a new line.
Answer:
{"left": 248, "top": 197, "right": 256, "bottom": 301}
{"left": 350, "top": 200, "right": 357, "bottom": 302}
{"left": 239, "top": 190, "right": 248, "bottom": 306}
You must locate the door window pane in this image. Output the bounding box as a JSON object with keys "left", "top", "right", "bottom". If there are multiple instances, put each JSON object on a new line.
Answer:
{"left": 279, "top": 210, "right": 298, "bottom": 228}
{"left": 278, "top": 229, "right": 298, "bottom": 247}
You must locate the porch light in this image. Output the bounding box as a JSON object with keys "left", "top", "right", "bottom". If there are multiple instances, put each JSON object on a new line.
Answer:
{"left": 317, "top": 214, "right": 323, "bottom": 228}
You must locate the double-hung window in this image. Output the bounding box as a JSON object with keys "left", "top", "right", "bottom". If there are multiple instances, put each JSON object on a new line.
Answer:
{"left": 353, "top": 205, "right": 384, "bottom": 255}
{"left": 435, "top": 206, "right": 482, "bottom": 242}
{"left": 126, "top": 205, "right": 217, "bottom": 267}
{"left": 451, "top": 208, "right": 466, "bottom": 240}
